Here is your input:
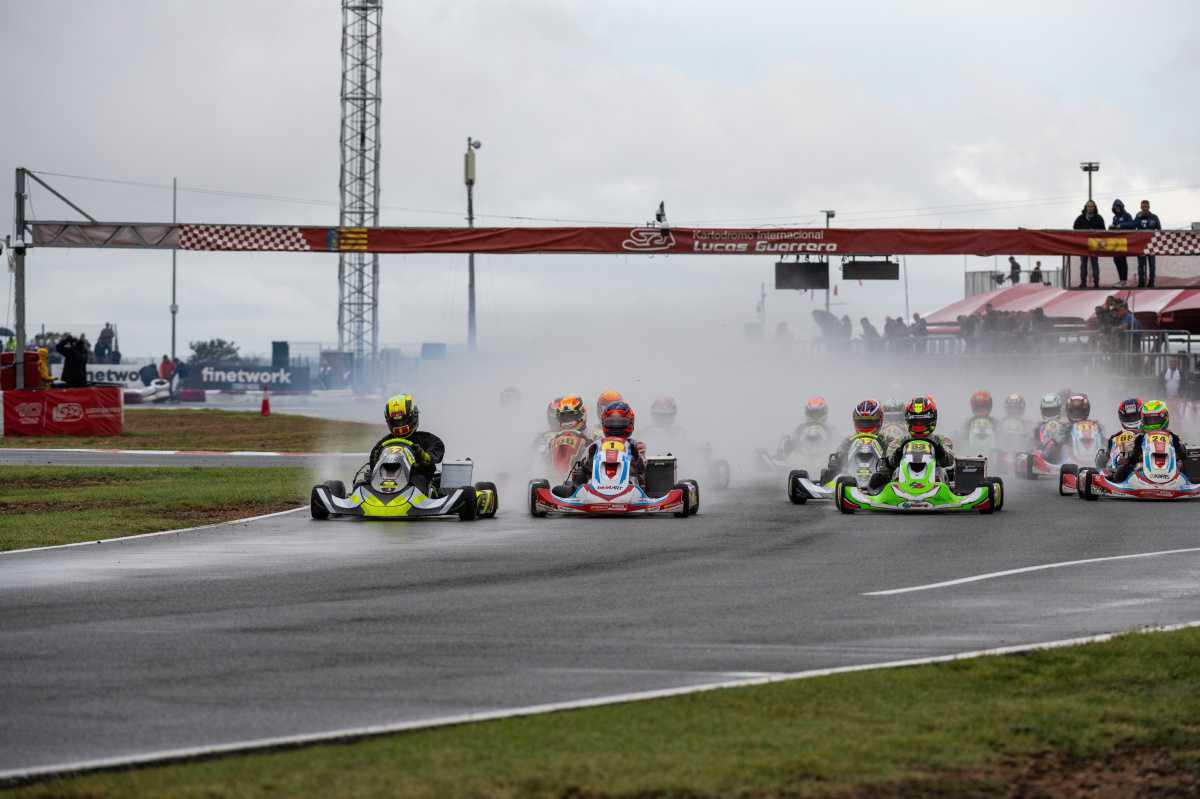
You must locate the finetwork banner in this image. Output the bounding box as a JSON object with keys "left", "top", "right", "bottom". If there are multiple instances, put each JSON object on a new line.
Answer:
{"left": 29, "top": 222, "right": 1200, "bottom": 257}
{"left": 182, "top": 362, "right": 311, "bottom": 392}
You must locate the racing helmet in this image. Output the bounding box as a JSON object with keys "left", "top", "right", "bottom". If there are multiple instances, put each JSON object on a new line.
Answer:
{"left": 546, "top": 396, "right": 563, "bottom": 429}
{"left": 650, "top": 396, "right": 678, "bottom": 427}
{"left": 1117, "top": 397, "right": 1143, "bottom": 432}
{"left": 1039, "top": 393, "right": 1062, "bottom": 420}
{"left": 600, "top": 401, "right": 636, "bottom": 439}
{"left": 555, "top": 394, "right": 587, "bottom": 431}
{"left": 805, "top": 397, "right": 829, "bottom": 424}
{"left": 904, "top": 395, "right": 938, "bottom": 437}
{"left": 969, "top": 389, "right": 993, "bottom": 417}
{"left": 1004, "top": 393, "right": 1026, "bottom": 418}
{"left": 852, "top": 399, "right": 883, "bottom": 434}
{"left": 1141, "top": 400, "right": 1169, "bottom": 431}
{"left": 499, "top": 386, "right": 521, "bottom": 407}
{"left": 385, "top": 394, "right": 419, "bottom": 437}
{"left": 882, "top": 398, "right": 904, "bottom": 422}
{"left": 596, "top": 390, "right": 623, "bottom": 420}
{"left": 1065, "top": 394, "right": 1091, "bottom": 423}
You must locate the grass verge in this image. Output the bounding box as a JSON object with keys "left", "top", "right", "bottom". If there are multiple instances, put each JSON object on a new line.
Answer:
{"left": 0, "top": 466, "right": 307, "bottom": 551}
{"left": 8, "top": 627, "right": 1200, "bottom": 797}
{"left": 0, "top": 408, "right": 378, "bottom": 453}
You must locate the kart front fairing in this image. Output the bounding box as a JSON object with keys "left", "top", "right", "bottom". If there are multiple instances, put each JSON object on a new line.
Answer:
{"left": 313, "top": 444, "right": 473, "bottom": 518}
{"left": 841, "top": 440, "right": 991, "bottom": 512}
{"left": 532, "top": 437, "right": 687, "bottom": 515}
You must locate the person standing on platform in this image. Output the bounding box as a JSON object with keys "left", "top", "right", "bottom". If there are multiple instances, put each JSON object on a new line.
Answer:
{"left": 1073, "top": 200, "right": 1105, "bottom": 288}
{"left": 1134, "top": 199, "right": 1162, "bottom": 288}
{"left": 1109, "top": 199, "right": 1136, "bottom": 287}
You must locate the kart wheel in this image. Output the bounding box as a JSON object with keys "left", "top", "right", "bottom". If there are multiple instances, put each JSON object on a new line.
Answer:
{"left": 835, "top": 476, "right": 856, "bottom": 514}
{"left": 788, "top": 469, "right": 809, "bottom": 505}
{"left": 1024, "top": 453, "right": 1037, "bottom": 481}
{"left": 989, "top": 477, "right": 1005, "bottom": 512}
{"left": 673, "top": 481, "right": 695, "bottom": 518}
{"left": 457, "top": 487, "right": 479, "bottom": 521}
{"left": 1081, "top": 469, "right": 1099, "bottom": 501}
{"left": 1058, "top": 464, "right": 1077, "bottom": 497}
{"left": 309, "top": 486, "right": 330, "bottom": 520}
{"left": 1076, "top": 468, "right": 1090, "bottom": 499}
{"left": 324, "top": 480, "right": 347, "bottom": 499}
{"left": 686, "top": 479, "right": 701, "bottom": 516}
{"left": 529, "top": 479, "right": 549, "bottom": 518}
{"left": 474, "top": 481, "right": 499, "bottom": 518}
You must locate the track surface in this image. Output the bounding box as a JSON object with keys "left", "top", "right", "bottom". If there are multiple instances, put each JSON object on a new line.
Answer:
{"left": 3, "top": 477, "right": 1200, "bottom": 774}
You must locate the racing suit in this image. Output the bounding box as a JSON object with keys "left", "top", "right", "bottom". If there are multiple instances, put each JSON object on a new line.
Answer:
{"left": 366, "top": 431, "right": 446, "bottom": 493}
{"left": 555, "top": 437, "right": 647, "bottom": 497}
{"left": 1111, "top": 431, "right": 1187, "bottom": 483}
{"left": 1034, "top": 418, "right": 1070, "bottom": 462}
{"left": 779, "top": 422, "right": 832, "bottom": 459}
{"left": 869, "top": 434, "right": 954, "bottom": 489}
{"left": 960, "top": 416, "right": 999, "bottom": 453}
{"left": 827, "top": 432, "right": 894, "bottom": 476}
{"left": 1098, "top": 430, "right": 1138, "bottom": 475}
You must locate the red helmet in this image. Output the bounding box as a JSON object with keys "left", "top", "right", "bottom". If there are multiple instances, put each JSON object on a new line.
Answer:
{"left": 852, "top": 399, "right": 883, "bottom": 434}
{"left": 1065, "top": 394, "right": 1091, "bottom": 423}
{"left": 970, "top": 389, "right": 993, "bottom": 416}
{"left": 805, "top": 396, "right": 829, "bottom": 424}
{"left": 600, "top": 401, "right": 635, "bottom": 439}
{"left": 905, "top": 395, "right": 938, "bottom": 437}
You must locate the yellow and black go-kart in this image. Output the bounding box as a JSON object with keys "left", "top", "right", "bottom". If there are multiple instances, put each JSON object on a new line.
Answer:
{"left": 310, "top": 442, "right": 498, "bottom": 521}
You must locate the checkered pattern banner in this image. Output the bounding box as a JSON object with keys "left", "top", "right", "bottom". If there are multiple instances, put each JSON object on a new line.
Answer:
{"left": 1145, "top": 231, "right": 1200, "bottom": 256}
{"left": 178, "top": 225, "right": 311, "bottom": 252}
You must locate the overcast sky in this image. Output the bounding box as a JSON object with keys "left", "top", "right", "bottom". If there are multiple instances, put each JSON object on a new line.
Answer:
{"left": 3, "top": 0, "right": 1199, "bottom": 360}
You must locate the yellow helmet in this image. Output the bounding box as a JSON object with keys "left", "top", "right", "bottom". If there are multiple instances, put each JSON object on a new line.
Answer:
{"left": 385, "top": 394, "right": 419, "bottom": 436}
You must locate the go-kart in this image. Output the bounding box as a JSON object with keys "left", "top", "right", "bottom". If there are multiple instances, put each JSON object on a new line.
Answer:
{"left": 756, "top": 424, "right": 832, "bottom": 473}
{"left": 310, "top": 441, "right": 498, "bottom": 521}
{"left": 787, "top": 433, "right": 885, "bottom": 504}
{"left": 1015, "top": 420, "right": 1104, "bottom": 480}
{"left": 1058, "top": 430, "right": 1136, "bottom": 495}
{"left": 1075, "top": 432, "right": 1200, "bottom": 500}
{"left": 545, "top": 429, "right": 591, "bottom": 478}
{"left": 530, "top": 436, "right": 699, "bottom": 517}
{"left": 835, "top": 439, "right": 1002, "bottom": 514}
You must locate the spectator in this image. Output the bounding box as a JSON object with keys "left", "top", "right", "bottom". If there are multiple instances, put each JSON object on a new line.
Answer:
{"left": 1134, "top": 199, "right": 1162, "bottom": 288}
{"left": 172, "top": 357, "right": 189, "bottom": 400}
{"left": 159, "top": 355, "right": 176, "bottom": 382}
{"left": 1007, "top": 256, "right": 1021, "bottom": 284}
{"left": 839, "top": 315, "right": 852, "bottom": 342}
{"left": 95, "top": 323, "right": 114, "bottom": 363}
{"left": 55, "top": 334, "right": 88, "bottom": 388}
{"left": 78, "top": 334, "right": 92, "bottom": 361}
{"left": 1110, "top": 199, "right": 1136, "bottom": 287}
{"left": 138, "top": 362, "right": 158, "bottom": 387}
{"left": 860, "top": 317, "right": 881, "bottom": 343}
{"left": 1073, "top": 200, "right": 1105, "bottom": 288}
{"left": 1030, "top": 261, "right": 1043, "bottom": 284}
{"left": 910, "top": 312, "right": 928, "bottom": 336}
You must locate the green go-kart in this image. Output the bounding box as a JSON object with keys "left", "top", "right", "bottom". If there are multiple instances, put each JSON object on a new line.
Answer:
{"left": 835, "top": 439, "right": 1003, "bottom": 514}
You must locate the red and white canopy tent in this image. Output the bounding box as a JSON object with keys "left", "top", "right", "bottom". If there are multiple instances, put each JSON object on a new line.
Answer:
{"left": 924, "top": 283, "right": 1200, "bottom": 330}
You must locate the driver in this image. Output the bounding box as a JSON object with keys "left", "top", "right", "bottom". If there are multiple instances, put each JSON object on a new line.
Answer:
{"left": 1099, "top": 397, "right": 1142, "bottom": 474}
{"left": 1111, "top": 400, "right": 1186, "bottom": 482}
{"left": 1000, "top": 393, "right": 1028, "bottom": 448}
{"left": 592, "top": 389, "right": 625, "bottom": 437}
{"left": 779, "top": 396, "right": 832, "bottom": 458}
{"left": 1034, "top": 393, "right": 1069, "bottom": 461}
{"left": 960, "top": 389, "right": 998, "bottom": 442}
{"left": 367, "top": 394, "right": 446, "bottom": 489}
{"left": 554, "top": 394, "right": 588, "bottom": 433}
{"left": 879, "top": 398, "right": 907, "bottom": 443}
{"left": 870, "top": 396, "right": 954, "bottom": 488}
{"left": 828, "top": 399, "right": 888, "bottom": 474}
{"left": 555, "top": 401, "right": 646, "bottom": 496}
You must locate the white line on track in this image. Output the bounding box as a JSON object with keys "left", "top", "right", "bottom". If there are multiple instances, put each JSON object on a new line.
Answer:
{"left": 863, "top": 546, "right": 1200, "bottom": 596}
{"left": 0, "top": 507, "right": 306, "bottom": 557}
{"left": 2, "top": 620, "right": 1198, "bottom": 786}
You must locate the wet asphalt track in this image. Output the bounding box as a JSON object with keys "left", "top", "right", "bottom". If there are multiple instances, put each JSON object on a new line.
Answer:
{"left": 2, "top": 474, "right": 1200, "bottom": 775}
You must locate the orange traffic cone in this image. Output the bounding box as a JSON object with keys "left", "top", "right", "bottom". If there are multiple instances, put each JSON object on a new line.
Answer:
{"left": 261, "top": 384, "right": 271, "bottom": 417}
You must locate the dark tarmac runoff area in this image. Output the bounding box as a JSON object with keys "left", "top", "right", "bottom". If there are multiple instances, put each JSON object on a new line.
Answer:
{"left": 2, "top": 477, "right": 1200, "bottom": 776}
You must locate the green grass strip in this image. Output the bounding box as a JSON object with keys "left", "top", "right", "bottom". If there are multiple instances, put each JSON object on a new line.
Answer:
{"left": 0, "top": 466, "right": 307, "bottom": 551}
{"left": 10, "top": 627, "right": 1200, "bottom": 797}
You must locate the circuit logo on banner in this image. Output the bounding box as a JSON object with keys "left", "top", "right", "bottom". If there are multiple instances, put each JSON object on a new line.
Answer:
{"left": 184, "top": 362, "right": 310, "bottom": 392}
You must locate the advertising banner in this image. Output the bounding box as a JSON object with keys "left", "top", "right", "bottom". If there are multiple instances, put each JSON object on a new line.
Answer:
{"left": 30, "top": 221, "right": 1200, "bottom": 257}
{"left": 181, "top": 362, "right": 311, "bottom": 392}
{"left": 49, "top": 362, "right": 157, "bottom": 389}
{"left": 1, "top": 387, "right": 124, "bottom": 437}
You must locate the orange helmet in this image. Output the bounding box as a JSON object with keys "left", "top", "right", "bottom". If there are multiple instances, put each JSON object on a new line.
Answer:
{"left": 804, "top": 397, "right": 829, "bottom": 424}
{"left": 555, "top": 394, "right": 587, "bottom": 431}
{"left": 596, "top": 390, "right": 623, "bottom": 420}
{"left": 970, "top": 390, "right": 992, "bottom": 417}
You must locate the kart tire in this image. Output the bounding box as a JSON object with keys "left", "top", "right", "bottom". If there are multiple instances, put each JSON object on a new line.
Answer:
{"left": 788, "top": 469, "right": 809, "bottom": 505}
{"left": 529, "top": 479, "right": 550, "bottom": 518}
{"left": 1024, "top": 453, "right": 1036, "bottom": 481}
{"left": 1081, "top": 469, "right": 1099, "bottom": 501}
{"left": 1058, "top": 464, "right": 1077, "bottom": 497}
{"left": 324, "top": 480, "right": 347, "bottom": 499}
{"left": 310, "top": 486, "right": 330, "bottom": 520}
{"left": 673, "top": 481, "right": 694, "bottom": 518}
{"left": 457, "top": 487, "right": 479, "bottom": 521}
{"left": 474, "top": 481, "right": 499, "bottom": 518}
{"left": 1076, "top": 468, "right": 1090, "bottom": 499}
{"left": 835, "top": 476, "right": 856, "bottom": 514}
{"left": 990, "top": 477, "right": 1005, "bottom": 512}
{"left": 687, "top": 479, "right": 701, "bottom": 516}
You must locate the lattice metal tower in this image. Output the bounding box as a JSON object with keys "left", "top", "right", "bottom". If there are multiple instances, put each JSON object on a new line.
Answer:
{"left": 337, "top": 0, "right": 383, "bottom": 358}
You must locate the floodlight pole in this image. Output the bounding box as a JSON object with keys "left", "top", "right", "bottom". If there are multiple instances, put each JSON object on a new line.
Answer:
{"left": 13, "top": 168, "right": 26, "bottom": 390}
{"left": 822, "top": 210, "right": 835, "bottom": 312}
{"left": 1080, "top": 161, "right": 1100, "bottom": 201}
{"left": 465, "top": 137, "right": 480, "bottom": 352}
{"left": 170, "top": 177, "right": 178, "bottom": 363}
